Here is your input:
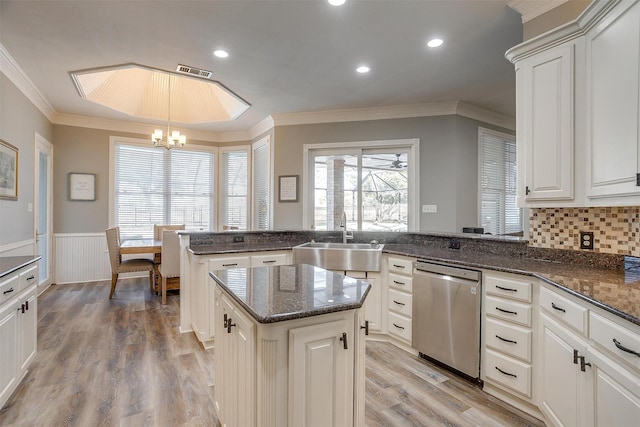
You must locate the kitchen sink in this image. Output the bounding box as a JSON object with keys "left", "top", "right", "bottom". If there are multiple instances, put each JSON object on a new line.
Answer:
{"left": 292, "top": 241, "right": 384, "bottom": 272}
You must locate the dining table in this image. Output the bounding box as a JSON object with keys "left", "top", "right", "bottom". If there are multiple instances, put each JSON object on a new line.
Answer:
{"left": 120, "top": 239, "right": 162, "bottom": 291}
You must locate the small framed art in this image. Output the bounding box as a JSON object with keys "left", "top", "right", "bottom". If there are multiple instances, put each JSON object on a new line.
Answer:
{"left": 69, "top": 173, "right": 96, "bottom": 201}
{"left": 278, "top": 175, "right": 298, "bottom": 202}
{"left": 0, "top": 139, "right": 18, "bottom": 200}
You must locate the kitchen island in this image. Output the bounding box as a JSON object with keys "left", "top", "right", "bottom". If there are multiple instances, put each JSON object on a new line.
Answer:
{"left": 209, "top": 263, "right": 370, "bottom": 427}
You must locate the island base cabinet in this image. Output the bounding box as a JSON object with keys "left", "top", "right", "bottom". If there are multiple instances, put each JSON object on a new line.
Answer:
{"left": 0, "top": 301, "right": 19, "bottom": 406}
{"left": 289, "top": 319, "right": 353, "bottom": 427}
{"left": 213, "top": 284, "right": 365, "bottom": 427}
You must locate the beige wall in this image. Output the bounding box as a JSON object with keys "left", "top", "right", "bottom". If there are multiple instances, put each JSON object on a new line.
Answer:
{"left": 53, "top": 125, "right": 250, "bottom": 233}
{"left": 271, "top": 115, "right": 512, "bottom": 233}
{"left": 0, "top": 72, "right": 53, "bottom": 246}
{"left": 524, "top": 0, "right": 590, "bottom": 40}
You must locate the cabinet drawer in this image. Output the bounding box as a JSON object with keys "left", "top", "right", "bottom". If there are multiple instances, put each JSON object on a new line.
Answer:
{"left": 209, "top": 256, "right": 251, "bottom": 270}
{"left": 250, "top": 252, "right": 289, "bottom": 267}
{"left": 0, "top": 274, "right": 19, "bottom": 306}
{"left": 485, "top": 318, "right": 532, "bottom": 363}
{"left": 590, "top": 311, "right": 640, "bottom": 371}
{"left": 485, "top": 273, "right": 532, "bottom": 303}
{"left": 19, "top": 265, "right": 38, "bottom": 292}
{"left": 539, "top": 286, "right": 587, "bottom": 334}
{"left": 388, "top": 312, "right": 411, "bottom": 343}
{"left": 388, "top": 273, "right": 413, "bottom": 293}
{"left": 388, "top": 289, "right": 412, "bottom": 318}
{"left": 388, "top": 257, "right": 413, "bottom": 275}
{"left": 486, "top": 296, "right": 532, "bottom": 327}
{"left": 484, "top": 349, "right": 532, "bottom": 397}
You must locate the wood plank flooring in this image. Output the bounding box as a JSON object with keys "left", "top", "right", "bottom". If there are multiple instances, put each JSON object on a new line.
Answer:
{"left": 0, "top": 278, "right": 544, "bottom": 427}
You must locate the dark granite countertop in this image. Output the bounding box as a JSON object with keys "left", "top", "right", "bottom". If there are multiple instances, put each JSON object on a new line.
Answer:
{"left": 192, "top": 237, "right": 640, "bottom": 326}
{"left": 0, "top": 256, "right": 41, "bottom": 279}
{"left": 209, "top": 264, "right": 371, "bottom": 324}
{"left": 383, "top": 244, "right": 640, "bottom": 326}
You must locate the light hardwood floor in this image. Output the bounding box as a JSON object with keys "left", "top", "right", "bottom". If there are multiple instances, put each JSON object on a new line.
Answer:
{"left": 0, "top": 278, "right": 544, "bottom": 427}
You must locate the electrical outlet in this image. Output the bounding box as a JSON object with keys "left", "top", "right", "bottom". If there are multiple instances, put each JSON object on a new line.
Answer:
{"left": 448, "top": 240, "right": 460, "bottom": 250}
{"left": 579, "top": 231, "right": 594, "bottom": 250}
{"left": 233, "top": 235, "right": 245, "bottom": 243}
{"left": 422, "top": 204, "right": 437, "bottom": 213}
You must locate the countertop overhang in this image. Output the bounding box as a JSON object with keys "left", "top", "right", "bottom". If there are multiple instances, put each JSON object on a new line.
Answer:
{"left": 210, "top": 263, "right": 371, "bottom": 324}
{"left": 0, "top": 256, "right": 42, "bottom": 278}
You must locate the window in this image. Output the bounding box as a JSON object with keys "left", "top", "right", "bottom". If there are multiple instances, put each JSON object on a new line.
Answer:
{"left": 478, "top": 128, "right": 522, "bottom": 235}
{"left": 220, "top": 147, "right": 249, "bottom": 230}
{"left": 111, "top": 138, "right": 215, "bottom": 239}
{"left": 304, "top": 139, "right": 419, "bottom": 231}
{"left": 252, "top": 136, "right": 271, "bottom": 230}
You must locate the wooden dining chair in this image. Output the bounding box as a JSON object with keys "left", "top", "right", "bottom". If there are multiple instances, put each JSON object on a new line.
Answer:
{"left": 105, "top": 227, "right": 155, "bottom": 299}
{"left": 158, "top": 229, "right": 181, "bottom": 304}
{"left": 153, "top": 224, "right": 185, "bottom": 241}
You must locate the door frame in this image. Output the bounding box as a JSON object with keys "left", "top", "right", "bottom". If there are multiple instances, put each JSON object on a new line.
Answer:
{"left": 34, "top": 132, "right": 53, "bottom": 291}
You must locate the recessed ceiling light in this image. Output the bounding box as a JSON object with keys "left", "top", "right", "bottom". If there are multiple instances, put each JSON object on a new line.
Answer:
{"left": 328, "top": 0, "right": 346, "bottom": 6}
{"left": 427, "top": 38, "right": 443, "bottom": 48}
{"left": 356, "top": 65, "right": 370, "bottom": 74}
{"left": 214, "top": 49, "right": 229, "bottom": 58}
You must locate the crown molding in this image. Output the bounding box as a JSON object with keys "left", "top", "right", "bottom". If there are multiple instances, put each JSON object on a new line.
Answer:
{"left": 53, "top": 112, "right": 251, "bottom": 143}
{"left": 249, "top": 115, "right": 275, "bottom": 140}
{"left": 508, "top": 0, "right": 569, "bottom": 23}
{"left": 0, "top": 43, "right": 56, "bottom": 121}
{"left": 272, "top": 101, "right": 515, "bottom": 131}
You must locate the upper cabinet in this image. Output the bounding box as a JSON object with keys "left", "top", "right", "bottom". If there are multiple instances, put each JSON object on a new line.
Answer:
{"left": 586, "top": 1, "right": 640, "bottom": 204}
{"left": 507, "top": 0, "right": 640, "bottom": 207}
{"left": 517, "top": 42, "right": 575, "bottom": 204}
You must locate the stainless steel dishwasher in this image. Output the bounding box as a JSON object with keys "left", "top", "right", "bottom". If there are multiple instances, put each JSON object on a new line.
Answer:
{"left": 412, "top": 260, "right": 482, "bottom": 381}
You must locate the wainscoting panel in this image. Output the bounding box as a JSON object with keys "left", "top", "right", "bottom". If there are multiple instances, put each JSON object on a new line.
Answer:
{"left": 54, "top": 233, "right": 111, "bottom": 284}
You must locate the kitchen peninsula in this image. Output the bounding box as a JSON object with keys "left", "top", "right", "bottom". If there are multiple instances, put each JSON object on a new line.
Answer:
{"left": 209, "top": 263, "right": 370, "bottom": 427}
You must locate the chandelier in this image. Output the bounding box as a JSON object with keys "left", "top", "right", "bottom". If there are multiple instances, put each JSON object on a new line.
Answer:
{"left": 151, "top": 74, "right": 186, "bottom": 149}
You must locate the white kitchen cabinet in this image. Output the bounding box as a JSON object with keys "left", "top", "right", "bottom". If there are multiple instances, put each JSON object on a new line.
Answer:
{"left": 586, "top": 0, "right": 640, "bottom": 203}
{"left": 213, "top": 282, "right": 365, "bottom": 427}
{"left": 289, "top": 319, "right": 353, "bottom": 427}
{"left": 539, "top": 312, "right": 592, "bottom": 427}
{"left": 0, "top": 261, "right": 39, "bottom": 409}
{"left": 517, "top": 41, "right": 575, "bottom": 204}
{"left": 482, "top": 271, "right": 537, "bottom": 410}
{"left": 385, "top": 255, "right": 414, "bottom": 345}
{"left": 188, "top": 251, "right": 289, "bottom": 348}
{"left": 214, "top": 291, "right": 255, "bottom": 427}
{"left": 344, "top": 271, "right": 380, "bottom": 334}
{"left": 538, "top": 283, "right": 640, "bottom": 427}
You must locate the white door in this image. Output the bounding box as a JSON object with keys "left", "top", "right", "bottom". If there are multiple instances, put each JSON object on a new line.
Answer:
{"left": 34, "top": 134, "right": 53, "bottom": 289}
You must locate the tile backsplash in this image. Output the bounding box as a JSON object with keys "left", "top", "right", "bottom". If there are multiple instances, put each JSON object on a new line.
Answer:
{"left": 529, "top": 207, "right": 640, "bottom": 256}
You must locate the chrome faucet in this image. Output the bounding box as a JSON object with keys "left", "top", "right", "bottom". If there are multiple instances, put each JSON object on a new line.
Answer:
{"left": 339, "top": 211, "right": 353, "bottom": 244}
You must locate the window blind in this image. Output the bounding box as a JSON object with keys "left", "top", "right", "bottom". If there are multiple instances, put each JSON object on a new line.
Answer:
{"left": 479, "top": 130, "right": 521, "bottom": 235}
{"left": 114, "top": 142, "right": 215, "bottom": 239}
{"left": 252, "top": 138, "right": 270, "bottom": 230}
{"left": 220, "top": 149, "right": 249, "bottom": 230}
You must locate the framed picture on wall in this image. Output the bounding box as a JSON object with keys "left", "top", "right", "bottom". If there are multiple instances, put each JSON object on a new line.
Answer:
{"left": 0, "top": 139, "right": 18, "bottom": 200}
{"left": 279, "top": 175, "right": 299, "bottom": 202}
{"left": 69, "top": 173, "right": 96, "bottom": 201}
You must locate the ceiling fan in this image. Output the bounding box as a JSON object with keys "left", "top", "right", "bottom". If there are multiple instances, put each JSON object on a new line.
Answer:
{"left": 390, "top": 154, "right": 406, "bottom": 169}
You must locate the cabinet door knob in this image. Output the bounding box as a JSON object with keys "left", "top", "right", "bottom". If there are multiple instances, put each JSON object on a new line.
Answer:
{"left": 360, "top": 320, "right": 369, "bottom": 336}
{"left": 339, "top": 332, "right": 348, "bottom": 350}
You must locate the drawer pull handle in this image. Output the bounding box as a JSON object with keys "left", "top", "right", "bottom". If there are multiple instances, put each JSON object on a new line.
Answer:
{"left": 392, "top": 300, "right": 405, "bottom": 306}
{"left": 2, "top": 287, "right": 14, "bottom": 295}
{"left": 262, "top": 260, "right": 277, "bottom": 264}
{"left": 613, "top": 338, "right": 640, "bottom": 358}
{"left": 393, "top": 264, "right": 405, "bottom": 269}
{"left": 495, "top": 366, "right": 517, "bottom": 378}
{"left": 27, "top": 275, "right": 35, "bottom": 281}
{"left": 496, "top": 285, "right": 517, "bottom": 292}
{"left": 551, "top": 302, "right": 566, "bottom": 313}
{"left": 393, "top": 280, "right": 405, "bottom": 285}
{"left": 222, "top": 263, "right": 238, "bottom": 267}
{"left": 392, "top": 323, "right": 405, "bottom": 330}
{"left": 495, "top": 307, "right": 517, "bottom": 315}
{"left": 495, "top": 334, "right": 517, "bottom": 344}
